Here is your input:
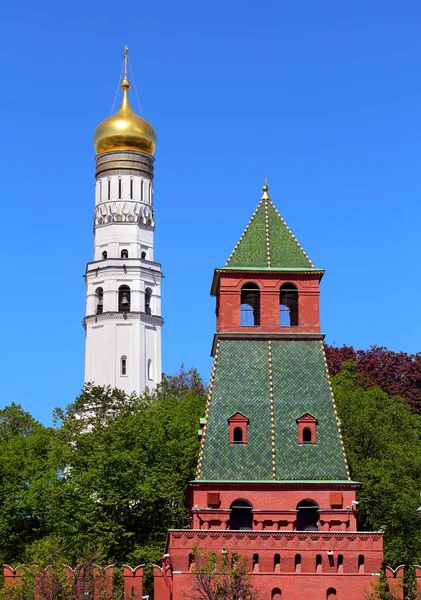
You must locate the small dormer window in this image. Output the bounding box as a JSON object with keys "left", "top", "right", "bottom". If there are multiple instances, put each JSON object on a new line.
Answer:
{"left": 228, "top": 413, "right": 249, "bottom": 444}
{"left": 296, "top": 413, "right": 318, "bottom": 445}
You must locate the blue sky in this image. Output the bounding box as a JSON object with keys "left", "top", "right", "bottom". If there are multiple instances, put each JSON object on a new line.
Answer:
{"left": 1, "top": 1, "right": 420, "bottom": 425}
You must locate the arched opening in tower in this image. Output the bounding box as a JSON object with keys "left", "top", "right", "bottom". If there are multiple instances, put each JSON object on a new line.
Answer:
{"left": 296, "top": 499, "right": 319, "bottom": 531}
{"left": 229, "top": 499, "right": 253, "bottom": 530}
{"left": 280, "top": 283, "right": 298, "bottom": 326}
{"left": 240, "top": 283, "right": 260, "bottom": 326}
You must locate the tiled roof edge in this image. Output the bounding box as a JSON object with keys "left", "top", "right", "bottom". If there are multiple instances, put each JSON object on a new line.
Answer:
{"left": 196, "top": 339, "right": 221, "bottom": 479}
{"left": 268, "top": 197, "right": 315, "bottom": 268}
{"left": 320, "top": 340, "right": 352, "bottom": 481}
{"left": 189, "top": 480, "right": 360, "bottom": 485}
{"left": 225, "top": 199, "right": 263, "bottom": 267}
{"left": 210, "top": 332, "right": 326, "bottom": 357}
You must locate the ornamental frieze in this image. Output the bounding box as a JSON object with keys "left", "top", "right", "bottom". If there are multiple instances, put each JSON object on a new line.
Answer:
{"left": 95, "top": 201, "right": 154, "bottom": 227}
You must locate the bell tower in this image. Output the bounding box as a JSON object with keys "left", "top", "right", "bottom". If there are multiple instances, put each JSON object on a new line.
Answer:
{"left": 83, "top": 49, "right": 163, "bottom": 395}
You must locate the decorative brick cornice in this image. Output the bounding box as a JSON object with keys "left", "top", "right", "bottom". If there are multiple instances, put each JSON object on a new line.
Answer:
{"left": 169, "top": 529, "right": 383, "bottom": 542}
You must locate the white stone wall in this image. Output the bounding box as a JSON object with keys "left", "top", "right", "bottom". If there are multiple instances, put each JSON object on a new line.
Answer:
{"left": 83, "top": 161, "right": 162, "bottom": 396}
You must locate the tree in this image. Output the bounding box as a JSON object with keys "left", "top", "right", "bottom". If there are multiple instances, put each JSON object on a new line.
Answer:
{"left": 332, "top": 362, "right": 421, "bottom": 569}
{"left": 325, "top": 344, "right": 421, "bottom": 413}
{"left": 190, "top": 547, "right": 259, "bottom": 600}
{"left": 364, "top": 569, "right": 402, "bottom": 600}
{"left": 0, "top": 368, "right": 206, "bottom": 598}
{"left": 0, "top": 404, "right": 56, "bottom": 564}
{"left": 24, "top": 368, "right": 206, "bottom": 594}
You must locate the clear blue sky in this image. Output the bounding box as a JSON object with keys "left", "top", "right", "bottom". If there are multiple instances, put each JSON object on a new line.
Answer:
{"left": 1, "top": 1, "right": 420, "bottom": 425}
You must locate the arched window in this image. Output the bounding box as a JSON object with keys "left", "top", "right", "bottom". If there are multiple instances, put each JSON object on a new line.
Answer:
{"left": 148, "top": 359, "right": 153, "bottom": 381}
{"left": 303, "top": 427, "right": 312, "bottom": 443}
{"left": 107, "top": 178, "right": 111, "bottom": 200}
{"left": 274, "top": 554, "right": 280, "bottom": 573}
{"left": 233, "top": 427, "right": 243, "bottom": 443}
{"left": 295, "top": 554, "right": 301, "bottom": 573}
{"left": 327, "top": 589, "right": 337, "bottom": 600}
{"left": 240, "top": 283, "right": 260, "bottom": 326}
{"left": 121, "top": 249, "right": 129, "bottom": 259}
{"left": 130, "top": 178, "right": 133, "bottom": 200}
{"left": 296, "top": 500, "right": 319, "bottom": 531}
{"left": 121, "top": 356, "right": 127, "bottom": 376}
{"left": 149, "top": 182, "right": 152, "bottom": 204}
{"left": 118, "top": 285, "right": 131, "bottom": 312}
{"left": 337, "top": 555, "right": 343, "bottom": 573}
{"left": 229, "top": 500, "right": 252, "bottom": 530}
{"left": 188, "top": 553, "right": 195, "bottom": 571}
{"left": 95, "top": 287, "right": 103, "bottom": 315}
{"left": 141, "top": 251, "right": 147, "bottom": 259}
{"left": 102, "top": 250, "right": 107, "bottom": 259}
{"left": 98, "top": 180, "right": 102, "bottom": 202}
{"left": 271, "top": 589, "right": 282, "bottom": 600}
{"left": 118, "top": 177, "right": 122, "bottom": 199}
{"left": 252, "top": 554, "right": 259, "bottom": 572}
{"left": 145, "top": 287, "right": 152, "bottom": 315}
{"left": 358, "top": 555, "right": 365, "bottom": 573}
{"left": 316, "top": 554, "right": 322, "bottom": 573}
{"left": 280, "top": 283, "right": 298, "bottom": 326}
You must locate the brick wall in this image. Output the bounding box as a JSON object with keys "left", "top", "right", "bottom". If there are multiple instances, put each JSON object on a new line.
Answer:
{"left": 216, "top": 272, "right": 321, "bottom": 333}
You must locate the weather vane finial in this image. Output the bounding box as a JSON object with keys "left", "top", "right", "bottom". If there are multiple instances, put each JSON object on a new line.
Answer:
{"left": 124, "top": 46, "right": 129, "bottom": 78}
{"left": 263, "top": 169, "right": 268, "bottom": 192}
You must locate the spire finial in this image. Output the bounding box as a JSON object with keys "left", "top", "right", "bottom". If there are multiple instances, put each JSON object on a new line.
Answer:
{"left": 261, "top": 169, "right": 269, "bottom": 198}
{"left": 123, "top": 46, "right": 129, "bottom": 78}
{"left": 120, "top": 46, "right": 131, "bottom": 107}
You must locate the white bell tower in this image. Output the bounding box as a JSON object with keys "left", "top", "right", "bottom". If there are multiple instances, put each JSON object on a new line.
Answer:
{"left": 83, "top": 49, "right": 163, "bottom": 395}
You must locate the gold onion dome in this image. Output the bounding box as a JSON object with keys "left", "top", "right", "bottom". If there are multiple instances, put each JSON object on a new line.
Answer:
{"left": 93, "top": 76, "right": 156, "bottom": 155}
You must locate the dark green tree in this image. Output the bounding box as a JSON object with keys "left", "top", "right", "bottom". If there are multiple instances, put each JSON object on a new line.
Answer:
{"left": 332, "top": 362, "right": 421, "bottom": 569}
{"left": 34, "top": 369, "right": 206, "bottom": 592}
{"left": 0, "top": 404, "right": 56, "bottom": 564}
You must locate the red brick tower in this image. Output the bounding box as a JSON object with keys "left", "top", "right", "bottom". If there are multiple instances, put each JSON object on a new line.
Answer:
{"left": 154, "top": 186, "right": 384, "bottom": 600}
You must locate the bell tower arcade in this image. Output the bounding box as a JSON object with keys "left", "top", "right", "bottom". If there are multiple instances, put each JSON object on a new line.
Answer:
{"left": 83, "top": 49, "right": 163, "bottom": 396}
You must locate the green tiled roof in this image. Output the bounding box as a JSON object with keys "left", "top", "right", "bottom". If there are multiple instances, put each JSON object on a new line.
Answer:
{"left": 225, "top": 189, "right": 314, "bottom": 269}
{"left": 197, "top": 339, "right": 349, "bottom": 482}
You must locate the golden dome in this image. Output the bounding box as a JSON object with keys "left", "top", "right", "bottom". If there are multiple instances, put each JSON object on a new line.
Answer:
{"left": 94, "top": 77, "right": 156, "bottom": 155}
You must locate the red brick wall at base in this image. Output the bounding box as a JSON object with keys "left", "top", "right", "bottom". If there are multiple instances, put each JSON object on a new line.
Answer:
{"left": 154, "top": 529, "right": 384, "bottom": 600}
{"left": 161, "top": 572, "right": 379, "bottom": 600}
{"left": 3, "top": 565, "right": 144, "bottom": 599}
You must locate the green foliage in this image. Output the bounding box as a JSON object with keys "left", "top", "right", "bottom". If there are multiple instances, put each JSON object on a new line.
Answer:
{"left": 333, "top": 362, "right": 421, "bottom": 568}
{"left": 0, "top": 404, "right": 56, "bottom": 564}
{"left": 0, "top": 369, "right": 207, "bottom": 597}
{"left": 364, "top": 569, "right": 402, "bottom": 600}
{"left": 190, "top": 547, "right": 259, "bottom": 600}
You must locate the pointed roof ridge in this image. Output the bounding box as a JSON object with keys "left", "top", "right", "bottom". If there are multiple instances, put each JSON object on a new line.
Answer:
{"left": 225, "top": 186, "right": 315, "bottom": 270}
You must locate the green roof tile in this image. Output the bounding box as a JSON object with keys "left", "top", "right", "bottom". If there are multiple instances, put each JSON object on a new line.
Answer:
{"left": 198, "top": 339, "right": 349, "bottom": 482}
{"left": 225, "top": 190, "right": 314, "bottom": 269}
